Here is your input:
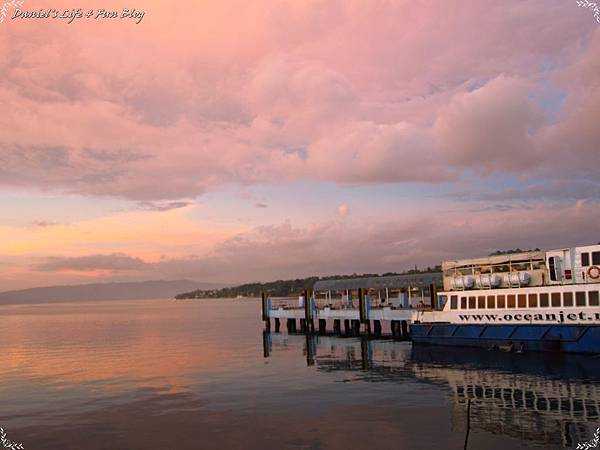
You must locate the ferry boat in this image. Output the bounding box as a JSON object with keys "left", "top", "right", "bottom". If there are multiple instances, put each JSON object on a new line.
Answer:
{"left": 412, "top": 244, "right": 600, "bottom": 353}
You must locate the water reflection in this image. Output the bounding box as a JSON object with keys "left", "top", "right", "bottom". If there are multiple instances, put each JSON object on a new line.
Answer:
{"left": 265, "top": 333, "right": 600, "bottom": 449}
{"left": 3, "top": 299, "right": 599, "bottom": 449}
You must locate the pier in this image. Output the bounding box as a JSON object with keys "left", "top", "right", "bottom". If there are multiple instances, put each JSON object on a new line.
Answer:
{"left": 261, "top": 273, "right": 442, "bottom": 339}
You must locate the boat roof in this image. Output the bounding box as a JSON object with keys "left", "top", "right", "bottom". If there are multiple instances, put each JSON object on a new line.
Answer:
{"left": 442, "top": 250, "right": 545, "bottom": 271}
{"left": 313, "top": 272, "right": 442, "bottom": 291}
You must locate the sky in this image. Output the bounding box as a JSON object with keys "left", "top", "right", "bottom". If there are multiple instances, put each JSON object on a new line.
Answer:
{"left": 1, "top": 0, "right": 599, "bottom": 290}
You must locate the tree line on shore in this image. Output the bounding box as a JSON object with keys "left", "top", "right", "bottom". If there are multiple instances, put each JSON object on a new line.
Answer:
{"left": 175, "top": 266, "right": 441, "bottom": 299}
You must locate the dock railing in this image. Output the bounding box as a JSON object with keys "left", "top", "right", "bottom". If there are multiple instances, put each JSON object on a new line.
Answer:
{"left": 268, "top": 296, "right": 358, "bottom": 310}
{"left": 267, "top": 295, "right": 432, "bottom": 311}
{"left": 269, "top": 297, "right": 302, "bottom": 310}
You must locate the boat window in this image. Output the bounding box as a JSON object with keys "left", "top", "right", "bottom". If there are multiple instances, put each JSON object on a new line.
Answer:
{"left": 528, "top": 294, "right": 538, "bottom": 308}
{"left": 590, "top": 291, "right": 599, "bottom": 306}
{"left": 461, "top": 297, "right": 467, "bottom": 309}
{"left": 563, "top": 292, "right": 574, "bottom": 307}
{"left": 468, "top": 296, "right": 476, "bottom": 309}
{"left": 576, "top": 292, "right": 586, "bottom": 306}
{"left": 477, "top": 296, "right": 485, "bottom": 309}
{"left": 497, "top": 295, "right": 506, "bottom": 308}
{"left": 487, "top": 296, "right": 495, "bottom": 309}
{"left": 518, "top": 294, "right": 526, "bottom": 308}
{"left": 551, "top": 292, "right": 561, "bottom": 307}
{"left": 593, "top": 252, "right": 600, "bottom": 265}
{"left": 582, "top": 252, "right": 590, "bottom": 267}
{"left": 540, "top": 293, "right": 549, "bottom": 307}
{"left": 507, "top": 295, "right": 516, "bottom": 308}
{"left": 450, "top": 295, "right": 458, "bottom": 310}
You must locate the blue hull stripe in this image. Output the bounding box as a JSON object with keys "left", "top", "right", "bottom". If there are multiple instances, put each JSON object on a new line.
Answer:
{"left": 411, "top": 323, "right": 600, "bottom": 354}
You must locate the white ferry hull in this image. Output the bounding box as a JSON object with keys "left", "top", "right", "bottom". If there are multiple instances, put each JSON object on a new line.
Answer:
{"left": 411, "top": 322, "right": 600, "bottom": 354}
{"left": 414, "top": 284, "right": 600, "bottom": 353}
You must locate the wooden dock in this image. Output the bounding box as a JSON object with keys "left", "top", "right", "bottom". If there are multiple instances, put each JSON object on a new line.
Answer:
{"left": 261, "top": 273, "right": 442, "bottom": 339}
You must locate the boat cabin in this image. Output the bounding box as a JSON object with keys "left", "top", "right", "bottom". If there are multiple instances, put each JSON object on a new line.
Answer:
{"left": 546, "top": 244, "right": 600, "bottom": 285}
{"left": 443, "top": 244, "right": 600, "bottom": 292}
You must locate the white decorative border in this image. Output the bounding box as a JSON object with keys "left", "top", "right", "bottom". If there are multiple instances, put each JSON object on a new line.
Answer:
{"left": 0, "top": 0, "right": 24, "bottom": 23}
{"left": 578, "top": 427, "right": 600, "bottom": 450}
{"left": 0, "top": 427, "right": 24, "bottom": 450}
{"left": 578, "top": 0, "right": 600, "bottom": 23}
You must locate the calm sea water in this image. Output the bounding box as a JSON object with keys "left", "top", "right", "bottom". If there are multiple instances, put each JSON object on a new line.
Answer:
{"left": 1, "top": 298, "right": 599, "bottom": 450}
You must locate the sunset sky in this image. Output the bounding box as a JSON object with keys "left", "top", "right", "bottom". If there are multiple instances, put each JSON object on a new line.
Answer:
{"left": 1, "top": 0, "right": 599, "bottom": 290}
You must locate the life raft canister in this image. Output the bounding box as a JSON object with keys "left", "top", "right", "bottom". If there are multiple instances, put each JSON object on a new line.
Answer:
{"left": 588, "top": 266, "right": 600, "bottom": 280}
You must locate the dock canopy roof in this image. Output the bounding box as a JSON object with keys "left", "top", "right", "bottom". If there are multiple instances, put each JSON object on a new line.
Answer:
{"left": 442, "top": 251, "right": 545, "bottom": 271}
{"left": 313, "top": 273, "right": 442, "bottom": 292}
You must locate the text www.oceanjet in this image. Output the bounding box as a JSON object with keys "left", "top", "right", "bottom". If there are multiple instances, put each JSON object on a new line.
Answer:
{"left": 458, "top": 311, "right": 600, "bottom": 323}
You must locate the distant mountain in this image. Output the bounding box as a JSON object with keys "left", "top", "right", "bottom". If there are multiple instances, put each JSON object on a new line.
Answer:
{"left": 0, "top": 280, "right": 225, "bottom": 305}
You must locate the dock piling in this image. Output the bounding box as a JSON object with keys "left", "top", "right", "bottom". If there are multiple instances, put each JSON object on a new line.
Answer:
{"left": 319, "top": 319, "right": 327, "bottom": 335}
{"left": 374, "top": 320, "right": 382, "bottom": 337}
{"left": 333, "top": 319, "right": 341, "bottom": 335}
{"left": 261, "top": 291, "right": 270, "bottom": 330}
{"left": 302, "top": 289, "right": 316, "bottom": 334}
{"left": 287, "top": 318, "right": 296, "bottom": 333}
{"left": 360, "top": 337, "right": 371, "bottom": 370}
{"left": 344, "top": 319, "right": 351, "bottom": 336}
{"left": 262, "top": 330, "right": 271, "bottom": 358}
{"left": 429, "top": 282, "right": 437, "bottom": 310}
{"left": 401, "top": 320, "right": 409, "bottom": 339}
{"left": 351, "top": 319, "right": 361, "bottom": 336}
{"left": 391, "top": 320, "right": 399, "bottom": 339}
{"left": 305, "top": 334, "right": 316, "bottom": 366}
{"left": 358, "top": 288, "right": 367, "bottom": 323}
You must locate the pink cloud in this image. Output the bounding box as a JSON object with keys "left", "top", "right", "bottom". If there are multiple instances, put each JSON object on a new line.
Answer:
{"left": 35, "top": 253, "right": 149, "bottom": 272}
{"left": 1, "top": 0, "right": 600, "bottom": 291}
{"left": 435, "top": 75, "right": 544, "bottom": 172}
{"left": 0, "top": 1, "right": 598, "bottom": 202}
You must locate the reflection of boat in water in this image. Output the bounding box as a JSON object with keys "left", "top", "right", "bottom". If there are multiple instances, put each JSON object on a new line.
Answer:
{"left": 411, "top": 347, "right": 600, "bottom": 448}
{"left": 264, "top": 333, "right": 600, "bottom": 448}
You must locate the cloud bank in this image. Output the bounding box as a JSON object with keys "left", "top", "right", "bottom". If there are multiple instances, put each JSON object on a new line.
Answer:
{"left": 0, "top": 0, "right": 598, "bottom": 202}
{"left": 1, "top": 0, "right": 599, "bottom": 289}
{"left": 21, "top": 201, "right": 600, "bottom": 285}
